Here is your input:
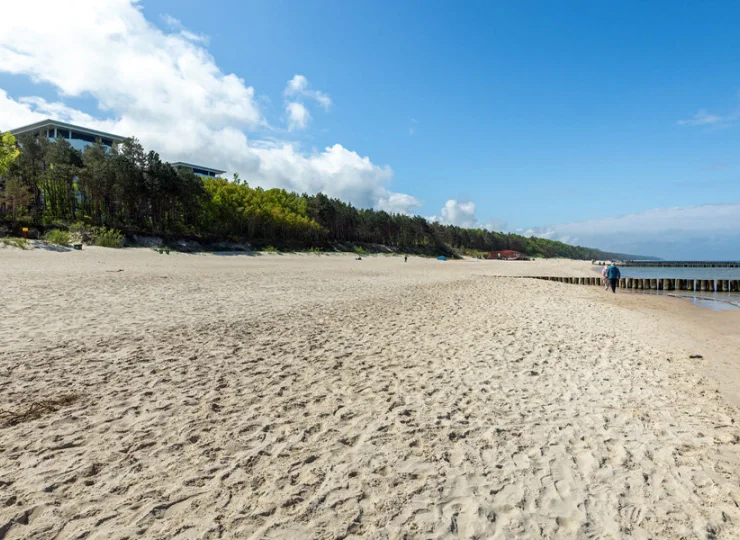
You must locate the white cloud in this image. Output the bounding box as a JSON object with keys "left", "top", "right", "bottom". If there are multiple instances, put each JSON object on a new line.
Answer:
{"left": 0, "top": 89, "right": 46, "bottom": 127}
{"left": 247, "top": 142, "right": 397, "bottom": 208}
{"left": 0, "top": 0, "right": 414, "bottom": 211}
{"left": 0, "top": 1, "right": 262, "bottom": 130}
{"left": 376, "top": 192, "right": 422, "bottom": 215}
{"left": 526, "top": 204, "right": 740, "bottom": 259}
{"left": 443, "top": 200, "right": 477, "bottom": 227}
{"left": 286, "top": 74, "right": 308, "bottom": 94}
{"left": 160, "top": 14, "right": 208, "bottom": 44}
{"left": 482, "top": 218, "right": 507, "bottom": 232}
{"left": 677, "top": 108, "right": 732, "bottom": 127}
{"left": 17, "top": 96, "right": 101, "bottom": 126}
{"left": 284, "top": 74, "right": 332, "bottom": 110}
{"left": 430, "top": 200, "right": 478, "bottom": 228}
{"left": 286, "top": 102, "right": 310, "bottom": 131}
{"left": 428, "top": 199, "right": 507, "bottom": 230}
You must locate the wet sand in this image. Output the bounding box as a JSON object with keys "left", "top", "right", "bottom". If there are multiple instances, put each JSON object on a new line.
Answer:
{"left": 1, "top": 248, "right": 740, "bottom": 539}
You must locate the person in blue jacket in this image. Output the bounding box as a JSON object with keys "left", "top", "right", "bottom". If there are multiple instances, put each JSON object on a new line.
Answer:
{"left": 606, "top": 262, "right": 621, "bottom": 293}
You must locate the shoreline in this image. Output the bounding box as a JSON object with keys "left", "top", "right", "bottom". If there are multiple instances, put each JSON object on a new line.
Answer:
{"left": 587, "top": 284, "right": 740, "bottom": 407}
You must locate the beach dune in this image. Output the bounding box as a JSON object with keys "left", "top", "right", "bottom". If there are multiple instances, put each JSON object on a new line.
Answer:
{"left": 1, "top": 249, "right": 740, "bottom": 539}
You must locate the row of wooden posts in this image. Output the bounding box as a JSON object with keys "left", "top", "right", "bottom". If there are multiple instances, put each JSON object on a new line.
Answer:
{"left": 526, "top": 276, "right": 740, "bottom": 292}
{"left": 616, "top": 261, "right": 740, "bottom": 268}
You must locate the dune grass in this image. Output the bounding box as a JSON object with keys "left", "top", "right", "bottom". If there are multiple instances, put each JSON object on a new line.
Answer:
{"left": 45, "top": 229, "right": 71, "bottom": 246}
{"left": 0, "top": 237, "right": 28, "bottom": 249}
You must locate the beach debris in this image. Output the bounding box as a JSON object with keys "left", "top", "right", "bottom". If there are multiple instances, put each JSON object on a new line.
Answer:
{"left": 689, "top": 354, "right": 703, "bottom": 359}
{"left": 105, "top": 269, "right": 124, "bottom": 273}
{"left": 450, "top": 512, "right": 459, "bottom": 533}
{"left": 0, "top": 394, "right": 80, "bottom": 428}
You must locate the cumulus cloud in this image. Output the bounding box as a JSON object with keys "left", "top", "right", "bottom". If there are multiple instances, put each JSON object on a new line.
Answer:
{"left": 285, "top": 74, "right": 307, "bottom": 94}
{"left": 430, "top": 200, "right": 478, "bottom": 228}
{"left": 247, "top": 142, "right": 408, "bottom": 211}
{"left": 482, "top": 218, "right": 507, "bottom": 232}
{"left": 0, "top": 0, "right": 414, "bottom": 210}
{"left": 285, "top": 102, "right": 310, "bottom": 131}
{"left": 0, "top": 1, "right": 261, "bottom": 136}
{"left": 284, "top": 74, "right": 332, "bottom": 110}
{"left": 526, "top": 204, "right": 740, "bottom": 259}
{"left": 442, "top": 200, "right": 477, "bottom": 228}
{"left": 427, "top": 200, "right": 507, "bottom": 230}
{"left": 376, "top": 192, "right": 422, "bottom": 215}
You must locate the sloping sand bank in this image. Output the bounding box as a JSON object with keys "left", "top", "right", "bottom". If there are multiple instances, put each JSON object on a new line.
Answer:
{"left": 1, "top": 250, "right": 739, "bottom": 538}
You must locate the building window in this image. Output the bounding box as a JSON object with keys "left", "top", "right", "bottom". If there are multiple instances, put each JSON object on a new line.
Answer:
{"left": 57, "top": 129, "right": 70, "bottom": 139}
{"left": 71, "top": 131, "right": 97, "bottom": 144}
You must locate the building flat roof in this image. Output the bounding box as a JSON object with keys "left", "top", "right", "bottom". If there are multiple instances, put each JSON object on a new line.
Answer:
{"left": 9, "top": 120, "right": 226, "bottom": 175}
{"left": 9, "top": 119, "right": 126, "bottom": 142}
{"left": 171, "top": 162, "right": 226, "bottom": 175}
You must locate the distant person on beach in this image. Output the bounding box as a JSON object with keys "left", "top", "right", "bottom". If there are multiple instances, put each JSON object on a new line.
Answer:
{"left": 606, "top": 263, "right": 621, "bottom": 293}
{"left": 404, "top": 255, "right": 408, "bottom": 263}
{"left": 601, "top": 265, "right": 609, "bottom": 290}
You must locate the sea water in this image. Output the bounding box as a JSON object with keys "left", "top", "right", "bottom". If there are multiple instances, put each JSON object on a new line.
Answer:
{"left": 597, "top": 265, "right": 740, "bottom": 311}
{"left": 629, "top": 289, "right": 740, "bottom": 311}
{"left": 618, "top": 267, "right": 740, "bottom": 280}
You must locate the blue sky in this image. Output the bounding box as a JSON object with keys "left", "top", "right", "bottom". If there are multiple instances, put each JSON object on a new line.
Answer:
{"left": 2, "top": 1, "right": 740, "bottom": 258}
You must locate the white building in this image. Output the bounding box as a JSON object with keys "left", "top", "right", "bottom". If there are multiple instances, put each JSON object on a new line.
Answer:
{"left": 171, "top": 162, "right": 226, "bottom": 178}
{"left": 10, "top": 119, "right": 125, "bottom": 152}
{"left": 9, "top": 119, "right": 225, "bottom": 177}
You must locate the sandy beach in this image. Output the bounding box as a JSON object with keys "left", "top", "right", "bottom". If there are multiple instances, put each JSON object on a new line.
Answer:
{"left": 2, "top": 248, "right": 740, "bottom": 539}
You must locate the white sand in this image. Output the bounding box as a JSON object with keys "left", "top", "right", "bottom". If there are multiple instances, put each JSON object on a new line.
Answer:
{"left": 1, "top": 248, "right": 740, "bottom": 538}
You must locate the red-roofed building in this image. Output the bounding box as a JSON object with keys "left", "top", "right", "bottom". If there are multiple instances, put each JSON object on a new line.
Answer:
{"left": 486, "top": 250, "right": 526, "bottom": 260}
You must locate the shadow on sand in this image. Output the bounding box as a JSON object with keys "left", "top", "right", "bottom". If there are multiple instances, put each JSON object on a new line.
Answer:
{"left": 36, "top": 244, "right": 72, "bottom": 253}
{"left": 210, "top": 251, "right": 261, "bottom": 257}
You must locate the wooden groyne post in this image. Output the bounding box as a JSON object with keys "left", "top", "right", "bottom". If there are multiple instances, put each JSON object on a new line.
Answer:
{"left": 603, "top": 261, "right": 740, "bottom": 269}
{"left": 519, "top": 276, "right": 740, "bottom": 292}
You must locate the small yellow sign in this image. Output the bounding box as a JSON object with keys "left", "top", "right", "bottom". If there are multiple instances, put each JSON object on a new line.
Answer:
{"left": 22, "top": 227, "right": 29, "bottom": 232}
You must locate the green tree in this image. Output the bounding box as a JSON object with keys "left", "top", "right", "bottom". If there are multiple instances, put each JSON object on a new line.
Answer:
{"left": 40, "top": 137, "right": 83, "bottom": 221}
{"left": 6, "top": 134, "right": 46, "bottom": 222}
{"left": 0, "top": 177, "right": 33, "bottom": 219}
{"left": 0, "top": 132, "right": 19, "bottom": 177}
{"left": 79, "top": 140, "right": 112, "bottom": 224}
{"left": 0, "top": 129, "right": 649, "bottom": 260}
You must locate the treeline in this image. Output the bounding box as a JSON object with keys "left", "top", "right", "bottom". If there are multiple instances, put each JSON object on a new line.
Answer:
{"left": 0, "top": 133, "right": 639, "bottom": 260}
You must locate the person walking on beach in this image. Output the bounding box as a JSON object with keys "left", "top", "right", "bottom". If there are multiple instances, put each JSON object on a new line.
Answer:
{"left": 601, "top": 264, "right": 609, "bottom": 290}
{"left": 606, "top": 262, "right": 621, "bottom": 293}
{"left": 404, "top": 255, "right": 408, "bottom": 263}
